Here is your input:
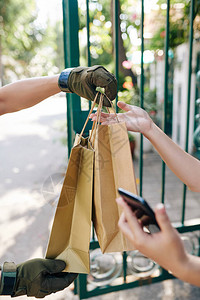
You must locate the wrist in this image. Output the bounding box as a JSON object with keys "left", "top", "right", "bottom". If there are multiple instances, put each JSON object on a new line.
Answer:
{"left": 141, "top": 118, "right": 155, "bottom": 139}
{"left": 58, "top": 68, "right": 74, "bottom": 92}
{"left": 0, "top": 262, "right": 17, "bottom": 296}
{"left": 176, "top": 253, "right": 200, "bottom": 285}
{"left": 167, "top": 251, "right": 190, "bottom": 281}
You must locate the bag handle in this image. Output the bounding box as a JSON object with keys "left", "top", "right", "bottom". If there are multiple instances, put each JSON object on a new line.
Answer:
{"left": 90, "top": 93, "right": 120, "bottom": 147}
{"left": 90, "top": 93, "right": 103, "bottom": 147}
{"left": 78, "top": 92, "right": 99, "bottom": 142}
{"left": 104, "top": 94, "right": 119, "bottom": 123}
{"left": 78, "top": 92, "right": 119, "bottom": 146}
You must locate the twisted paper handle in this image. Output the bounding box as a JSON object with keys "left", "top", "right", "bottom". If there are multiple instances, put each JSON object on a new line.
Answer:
{"left": 78, "top": 92, "right": 99, "bottom": 143}
{"left": 90, "top": 93, "right": 103, "bottom": 147}
{"left": 78, "top": 92, "right": 118, "bottom": 146}
{"left": 104, "top": 94, "right": 119, "bottom": 123}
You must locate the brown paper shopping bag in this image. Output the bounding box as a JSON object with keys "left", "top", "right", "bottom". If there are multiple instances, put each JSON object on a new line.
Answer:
{"left": 46, "top": 135, "right": 94, "bottom": 274}
{"left": 92, "top": 106, "right": 138, "bottom": 253}
{"left": 46, "top": 98, "right": 99, "bottom": 274}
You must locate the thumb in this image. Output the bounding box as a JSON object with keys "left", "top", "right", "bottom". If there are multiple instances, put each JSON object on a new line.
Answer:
{"left": 117, "top": 101, "right": 132, "bottom": 112}
{"left": 154, "top": 203, "right": 173, "bottom": 233}
{"left": 43, "top": 259, "right": 66, "bottom": 274}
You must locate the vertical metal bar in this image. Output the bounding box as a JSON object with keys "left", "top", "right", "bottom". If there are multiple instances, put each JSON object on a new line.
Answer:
{"left": 76, "top": 274, "right": 88, "bottom": 299}
{"left": 139, "top": 0, "right": 144, "bottom": 196}
{"left": 123, "top": 252, "right": 127, "bottom": 283}
{"left": 86, "top": 0, "right": 91, "bottom": 67}
{"left": 181, "top": 0, "right": 194, "bottom": 224}
{"left": 194, "top": 53, "right": 200, "bottom": 131}
{"left": 62, "top": 0, "right": 72, "bottom": 155}
{"left": 161, "top": 0, "right": 170, "bottom": 203}
{"left": 63, "top": 0, "right": 80, "bottom": 155}
{"left": 113, "top": 0, "right": 119, "bottom": 112}
{"left": 86, "top": 0, "right": 91, "bottom": 110}
{"left": 198, "top": 233, "right": 200, "bottom": 257}
{"left": 73, "top": 277, "right": 78, "bottom": 295}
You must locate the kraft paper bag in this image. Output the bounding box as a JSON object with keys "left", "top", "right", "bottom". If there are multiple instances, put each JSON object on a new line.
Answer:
{"left": 92, "top": 121, "right": 138, "bottom": 253}
{"left": 46, "top": 134, "right": 94, "bottom": 274}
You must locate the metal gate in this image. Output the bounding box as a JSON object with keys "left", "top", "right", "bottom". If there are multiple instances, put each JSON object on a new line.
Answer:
{"left": 62, "top": 0, "right": 200, "bottom": 298}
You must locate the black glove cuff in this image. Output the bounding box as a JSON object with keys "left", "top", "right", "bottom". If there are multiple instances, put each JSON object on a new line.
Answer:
{"left": 58, "top": 68, "right": 74, "bottom": 92}
{"left": 0, "top": 262, "right": 17, "bottom": 295}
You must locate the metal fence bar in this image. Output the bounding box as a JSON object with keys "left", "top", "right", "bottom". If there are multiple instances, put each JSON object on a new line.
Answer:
{"left": 86, "top": 0, "right": 92, "bottom": 111}
{"left": 63, "top": 0, "right": 80, "bottom": 153}
{"left": 76, "top": 274, "right": 88, "bottom": 299}
{"left": 114, "top": 0, "right": 119, "bottom": 111}
{"left": 62, "top": 0, "right": 73, "bottom": 154}
{"left": 161, "top": 0, "right": 170, "bottom": 203}
{"left": 181, "top": 0, "right": 195, "bottom": 224}
{"left": 86, "top": 0, "right": 91, "bottom": 67}
{"left": 139, "top": 0, "right": 144, "bottom": 197}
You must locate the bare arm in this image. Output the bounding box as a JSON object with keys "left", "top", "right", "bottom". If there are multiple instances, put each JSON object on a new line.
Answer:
{"left": 91, "top": 101, "right": 200, "bottom": 192}
{"left": 0, "top": 66, "right": 118, "bottom": 115}
{"left": 0, "top": 75, "right": 60, "bottom": 115}
{"left": 146, "top": 122, "right": 200, "bottom": 192}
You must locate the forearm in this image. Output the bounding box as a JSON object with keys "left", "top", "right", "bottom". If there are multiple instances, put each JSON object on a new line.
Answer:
{"left": 145, "top": 123, "right": 200, "bottom": 192}
{"left": 0, "top": 75, "right": 60, "bottom": 115}
{"left": 174, "top": 254, "right": 200, "bottom": 287}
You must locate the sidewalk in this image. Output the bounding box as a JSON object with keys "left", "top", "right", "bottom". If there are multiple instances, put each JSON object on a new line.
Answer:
{"left": 0, "top": 94, "right": 200, "bottom": 299}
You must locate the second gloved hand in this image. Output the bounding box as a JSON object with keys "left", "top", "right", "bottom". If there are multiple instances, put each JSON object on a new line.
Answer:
{"left": 12, "top": 258, "right": 77, "bottom": 298}
{"left": 58, "top": 65, "right": 117, "bottom": 106}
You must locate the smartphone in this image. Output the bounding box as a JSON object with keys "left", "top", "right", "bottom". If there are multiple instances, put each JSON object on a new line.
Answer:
{"left": 118, "top": 188, "right": 160, "bottom": 233}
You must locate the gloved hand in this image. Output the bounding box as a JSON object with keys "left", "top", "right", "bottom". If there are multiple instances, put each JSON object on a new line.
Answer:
{"left": 0, "top": 259, "right": 78, "bottom": 298}
{"left": 58, "top": 65, "right": 117, "bottom": 106}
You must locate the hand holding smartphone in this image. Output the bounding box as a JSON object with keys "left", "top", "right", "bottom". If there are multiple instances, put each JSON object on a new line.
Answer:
{"left": 118, "top": 188, "right": 160, "bottom": 233}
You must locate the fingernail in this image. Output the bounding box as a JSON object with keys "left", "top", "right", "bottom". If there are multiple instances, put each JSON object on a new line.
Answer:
{"left": 156, "top": 203, "right": 164, "bottom": 210}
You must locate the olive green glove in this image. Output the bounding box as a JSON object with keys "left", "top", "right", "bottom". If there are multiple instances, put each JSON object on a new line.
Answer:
{"left": 0, "top": 259, "right": 78, "bottom": 298}
{"left": 58, "top": 65, "right": 117, "bottom": 106}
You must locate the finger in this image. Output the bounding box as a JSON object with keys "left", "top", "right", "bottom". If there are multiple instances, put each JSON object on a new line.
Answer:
{"left": 47, "top": 273, "right": 78, "bottom": 292}
{"left": 134, "top": 208, "right": 143, "bottom": 218}
{"left": 90, "top": 112, "right": 115, "bottom": 119}
{"left": 140, "top": 215, "right": 151, "bottom": 227}
{"left": 90, "top": 115, "right": 113, "bottom": 123}
{"left": 104, "top": 79, "right": 117, "bottom": 100}
{"left": 118, "top": 212, "right": 135, "bottom": 242}
{"left": 122, "top": 203, "right": 145, "bottom": 236}
{"left": 91, "top": 67, "right": 117, "bottom": 100}
{"left": 43, "top": 259, "right": 66, "bottom": 274}
{"left": 154, "top": 203, "right": 173, "bottom": 233}
{"left": 101, "top": 120, "right": 119, "bottom": 125}
{"left": 116, "top": 197, "right": 141, "bottom": 232}
{"left": 99, "top": 112, "right": 115, "bottom": 118}
{"left": 90, "top": 112, "right": 98, "bottom": 117}
{"left": 91, "top": 114, "right": 118, "bottom": 124}
{"left": 95, "top": 92, "right": 111, "bottom": 107}
{"left": 116, "top": 196, "right": 131, "bottom": 210}
{"left": 117, "top": 101, "right": 133, "bottom": 112}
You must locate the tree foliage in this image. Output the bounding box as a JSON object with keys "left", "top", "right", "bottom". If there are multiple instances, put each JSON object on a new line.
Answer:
{"left": 0, "top": 0, "right": 51, "bottom": 84}
{"left": 148, "top": 0, "right": 200, "bottom": 50}
{"left": 78, "top": 0, "right": 139, "bottom": 88}
{"left": 1, "top": 0, "right": 199, "bottom": 86}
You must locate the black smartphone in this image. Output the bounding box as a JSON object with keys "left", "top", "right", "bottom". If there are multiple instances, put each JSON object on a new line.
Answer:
{"left": 118, "top": 188, "right": 160, "bottom": 233}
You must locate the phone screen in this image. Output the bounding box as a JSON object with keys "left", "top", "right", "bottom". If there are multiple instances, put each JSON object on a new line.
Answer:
{"left": 118, "top": 188, "right": 160, "bottom": 233}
